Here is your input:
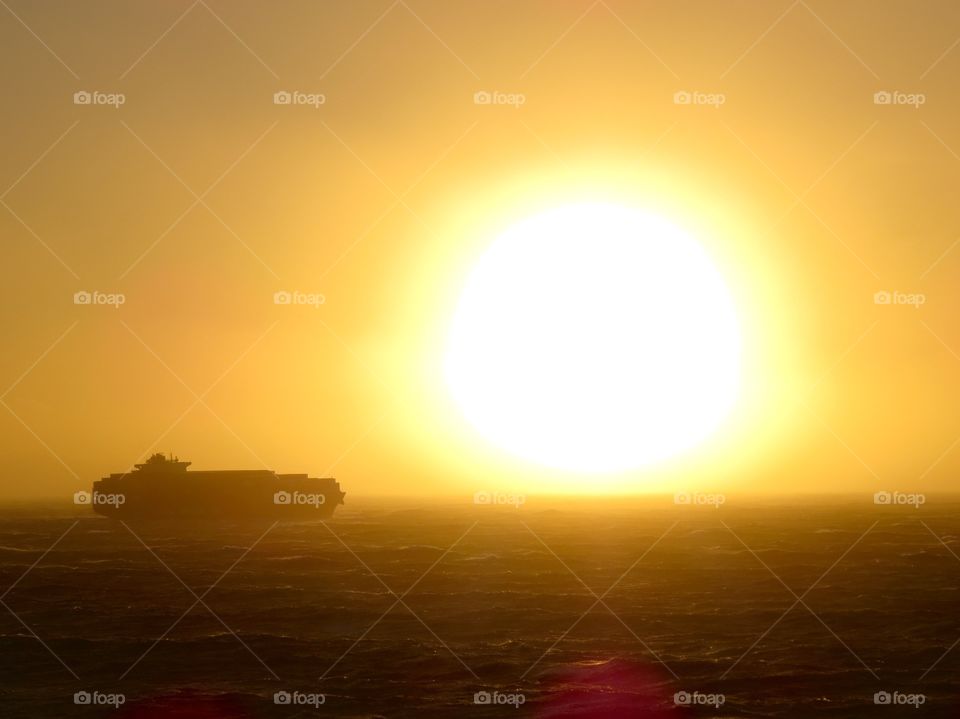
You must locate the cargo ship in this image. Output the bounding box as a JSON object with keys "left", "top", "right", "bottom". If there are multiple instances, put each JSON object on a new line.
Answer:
{"left": 88, "top": 453, "right": 345, "bottom": 519}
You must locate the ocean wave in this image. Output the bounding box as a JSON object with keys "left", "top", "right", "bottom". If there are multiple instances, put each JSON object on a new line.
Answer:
{"left": 1, "top": 507, "right": 958, "bottom": 718}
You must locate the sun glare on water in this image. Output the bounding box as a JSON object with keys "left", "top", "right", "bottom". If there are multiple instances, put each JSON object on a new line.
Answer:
{"left": 445, "top": 202, "right": 741, "bottom": 473}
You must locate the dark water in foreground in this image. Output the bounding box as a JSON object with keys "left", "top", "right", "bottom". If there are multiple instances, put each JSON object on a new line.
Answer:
{"left": 0, "top": 498, "right": 958, "bottom": 718}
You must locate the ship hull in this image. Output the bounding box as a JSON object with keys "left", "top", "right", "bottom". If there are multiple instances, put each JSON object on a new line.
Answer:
{"left": 90, "top": 468, "right": 345, "bottom": 521}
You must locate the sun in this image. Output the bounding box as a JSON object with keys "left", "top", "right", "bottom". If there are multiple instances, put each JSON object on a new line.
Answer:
{"left": 445, "top": 202, "right": 741, "bottom": 473}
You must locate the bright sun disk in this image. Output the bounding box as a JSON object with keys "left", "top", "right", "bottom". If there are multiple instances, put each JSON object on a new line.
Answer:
{"left": 445, "top": 202, "right": 741, "bottom": 473}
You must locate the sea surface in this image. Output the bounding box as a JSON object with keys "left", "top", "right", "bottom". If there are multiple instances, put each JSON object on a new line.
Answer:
{"left": 0, "top": 497, "right": 958, "bottom": 718}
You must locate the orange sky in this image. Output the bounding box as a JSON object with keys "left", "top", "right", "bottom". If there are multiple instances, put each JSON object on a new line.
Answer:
{"left": 2, "top": 1, "right": 960, "bottom": 498}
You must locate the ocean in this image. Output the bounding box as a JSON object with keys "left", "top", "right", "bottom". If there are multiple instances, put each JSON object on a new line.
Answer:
{"left": 0, "top": 497, "right": 957, "bottom": 718}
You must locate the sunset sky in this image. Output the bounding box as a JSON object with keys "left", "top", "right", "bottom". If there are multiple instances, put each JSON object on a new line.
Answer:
{"left": 3, "top": 1, "right": 960, "bottom": 498}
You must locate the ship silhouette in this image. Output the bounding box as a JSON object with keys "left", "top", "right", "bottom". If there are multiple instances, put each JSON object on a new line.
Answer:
{"left": 90, "top": 453, "right": 345, "bottom": 519}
